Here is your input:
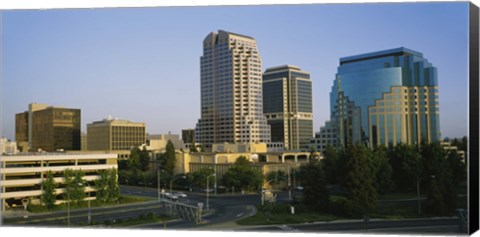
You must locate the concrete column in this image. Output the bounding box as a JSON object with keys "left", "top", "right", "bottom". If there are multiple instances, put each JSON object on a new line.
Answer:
{"left": 281, "top": 155, "right": 285, "bottom": 163}
{"left": 294, "top": 155, "right": 298, "bottom": 163}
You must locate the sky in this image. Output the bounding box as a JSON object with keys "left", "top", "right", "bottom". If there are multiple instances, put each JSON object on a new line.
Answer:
{"left": 1, "top": 2, "right": 470, "bottom": 141}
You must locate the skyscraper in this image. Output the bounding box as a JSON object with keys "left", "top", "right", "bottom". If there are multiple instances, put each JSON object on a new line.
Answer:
{"left": 15, "top": 103, "right": 81, "bottom": 152}
{"left": 195, "top": 30, "right": 271, "bottom": 147}
{"left": 263, "top": 65, "right": 313, "bottom": 150}
{"left": 330, "top": 47, "right": 440, "bottom": 148}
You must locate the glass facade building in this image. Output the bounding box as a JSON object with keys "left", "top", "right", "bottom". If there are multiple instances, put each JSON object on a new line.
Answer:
{"left": 195, "top": 30, "right": 271, "bottom": 147}
{"left": 15, "top": 104, "right": 81, "bottom": 152}
{"left": 263, "top": 65, "right": 313, "bottom": 150}
{"left": 330, "top": 47, "right": 440, "bottom": 148}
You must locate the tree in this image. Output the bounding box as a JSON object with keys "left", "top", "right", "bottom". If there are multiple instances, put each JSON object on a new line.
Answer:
{"left": 127, "top": 147, "right": 150, "bottom": 172}
{"left": 127, "top": 147, "right": 141, "bottom": 172}
{"left": 41, "top": 171, "right": 57, "bottom": 209}
{"left": 421, "top": 142, "right": 456, "bottom": 215}
{"left": 298, "top": 158, "right": 329, "bottom": 211}
{"left": 344, "top": 144, "right": 377, "bottom": 216}
{"left": 222, "top": 156, "right": 263, "bottom": 191}
{"left": 63, "top": 169, "right": 86, "bottom": 206}
{"left": 370, "top": 146, "right": 394, "bottom": 194}
{"left": 163, "top": 140, "right": 176, "bottom": 175}
{"left": 107, "top": 169, "right": 121, "bottom": 203}
{"left": 191, "top": 168, "right": 215, "bottom": 189}
{"left": 139, "top": 147, "right": 150, "bottom": 171}
{"left": 389, "top": 143, "right": 422, "bottom": 192}
{"left": 446, "top": 150, "right": 466, "bottom": 187}
{"left": 95, "top": 169, "right": 110, "bottom": 203}
{"left": 95, "top": 169, "right": 120, "bottom": 203}
{"left": 322, "top": 144, "right": 338, "bottom": 184}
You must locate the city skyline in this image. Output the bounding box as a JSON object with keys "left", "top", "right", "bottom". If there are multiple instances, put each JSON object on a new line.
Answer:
{"left": 1, "top": 2, "right": 470, "bottom": 141}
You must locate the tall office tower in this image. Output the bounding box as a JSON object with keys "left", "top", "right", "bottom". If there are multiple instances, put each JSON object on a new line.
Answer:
{"left": 330, "top": 47, "right": 440, "bottom": 148}
{"left": 87, "top": 117, "right": 146, "bottom": 151}
{"left": 263, "top": 65, "right": 313, "bottom": 150}
{"left": 195, "top": 30, "right": 271, "bottom": 147}
{"left": 15, "top": 103, "right": 81, "bottom": 152}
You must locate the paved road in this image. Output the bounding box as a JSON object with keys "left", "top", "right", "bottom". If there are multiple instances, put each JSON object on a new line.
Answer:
{"left": 121, "top": 185, "right": 263, "bottom": 229}
{"left": 3, "top": 185, "right": 467, "bottom": 235}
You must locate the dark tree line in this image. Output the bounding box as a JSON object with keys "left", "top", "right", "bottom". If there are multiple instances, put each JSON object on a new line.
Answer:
{"left": 300, "top": 141, "right": 466, "bottom": 217}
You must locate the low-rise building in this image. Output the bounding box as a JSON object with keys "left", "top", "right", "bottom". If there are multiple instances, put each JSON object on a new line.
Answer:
{"left": 172, "top": 143, "right": 320, "bottom": 189}
{"left": 1, "top": 138, "right": 18, "bottom": 155}
{"left": 0, "top": 152, "right": 118, "bottom": 210}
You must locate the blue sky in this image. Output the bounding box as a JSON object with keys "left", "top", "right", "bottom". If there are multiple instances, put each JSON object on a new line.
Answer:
{"left": 1, "top": 2, "right": 470, "bottom": 140}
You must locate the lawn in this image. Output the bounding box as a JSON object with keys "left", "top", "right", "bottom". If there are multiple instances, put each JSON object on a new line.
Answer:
{"left": 27, "top": 195, "right": 151, "bottom": 213}
{"left": 236, "top": 204, "right": 341, "bottom": 225}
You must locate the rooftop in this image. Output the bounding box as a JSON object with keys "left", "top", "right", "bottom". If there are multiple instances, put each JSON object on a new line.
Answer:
{"left": 340, "top": 47, "right": 423, "bottom": 65}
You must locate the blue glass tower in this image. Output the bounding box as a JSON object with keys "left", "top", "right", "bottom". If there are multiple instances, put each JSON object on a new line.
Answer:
{"left": 330, "top": 47, "right": 440, "bottom": 148}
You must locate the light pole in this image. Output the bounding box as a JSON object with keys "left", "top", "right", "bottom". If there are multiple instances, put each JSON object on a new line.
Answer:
{"left": 85, "top": 182, "right": 91, "bottom": 225}
{"left": 206, "top": 173, "right": 215, "bottom": 211}
{"left": 157, "top": 169, "right": 164, "bottom": 201}
{"left": 416, "top": 177, "right": 421, "bottom": 216}
{"left": 287, "top": 168, "right": 292, "bottom": 200}
{"left": 67, "top": 182, "right": 84, "bottom": 227}
{"left": 67, "top": 191, "right": 70, "bottom": 227}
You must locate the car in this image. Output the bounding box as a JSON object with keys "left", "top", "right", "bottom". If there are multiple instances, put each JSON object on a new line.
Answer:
{"left": 175, "top": 192, "right": 187, "bottom": 198}
{"left": 294, "top": 186, "right": 304, "bottom": 191}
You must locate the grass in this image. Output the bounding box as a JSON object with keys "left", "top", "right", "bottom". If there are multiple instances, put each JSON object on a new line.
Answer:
{"left": 378, "top": 192, "right": 424, "bottom": 201}
{"left": 236, "top": 204, "right": 341, "bottom": 225}
{"left": 26, "top": 195, "right": 150, "bottom": 213}
{"left": 99, "top": 214, "right": 171, "bottom": 227}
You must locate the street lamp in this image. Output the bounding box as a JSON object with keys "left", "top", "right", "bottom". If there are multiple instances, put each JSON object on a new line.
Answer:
{"left": 67, "top": 182, "right": 84, "bottom": 227}
{"left": 206, "top": 173, "right": 216, "bottom": 211}
{"left": 84, "top": 182, "right": 91, "bottom": 225}
{"left": 170, "top": 175, "right": 186, "bottom": 196}
{"left": 157, "top": 169, "right": 165, "bottom": 201}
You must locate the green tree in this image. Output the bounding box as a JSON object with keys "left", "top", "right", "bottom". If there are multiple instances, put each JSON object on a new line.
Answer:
{"left": 421, "top": 142, "right": 456, "bottom": 215}
{"left": 446, "top": 150, "right": 466, "bottom": 187}
{"left": 298, "top": 158, "right": 329, "bottom": 211}
{"left": 163, "top": 140, "right": 176, "bottom": 175}
{"left": 322, "top": 144, "right": 338, "bottom": 184}
{"left": 370, "top": 146, "right": 394, "bottom": 194}
{"left": 139, "top": 147, "right": 150, "bottom": 171}
{"left": 107, "top": 169, "right": 120, "bottom": 203}
{"left": 95, "top": 169, "right": 120, "bottom": 203}
{"left": 127, "top": 147, "right": 141, "bottom": 172}
{"left": 222, "top": 156, "right": 263, "bottom": 191}
{"left": 41, "top": 171, "right": 57, "bottom": 209}
{"left": 95, "top": 170, "right": 110, "bottom": 203}
{"left": 63, "top": 169, "right": 86, "bottom": 206}
{"left": 389, "top": 143, "right": 422, "bottom": 192}
{"left": 344, "top": 144, "right": 377, "bottom": 216}
{"left": 191, "top": 168, "right": 215, "bottom": 189}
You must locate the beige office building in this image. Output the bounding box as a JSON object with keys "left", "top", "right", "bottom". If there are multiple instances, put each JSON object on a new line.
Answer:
{"left": 0, "top": 153, "right": 117, "bottom": 210}
{"left": 195, "top": 30, "right": 271, "bottom": 148}
{"left": 87, "top": 118, "right": 146, "bottom": 152}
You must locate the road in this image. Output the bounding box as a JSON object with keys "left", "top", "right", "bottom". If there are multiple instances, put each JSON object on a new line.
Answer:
{"left": 2, "top": 185, "right": 466, "bottom": 235}
{"left": 121, "top": 185, "right": 263, "bottom": 229}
